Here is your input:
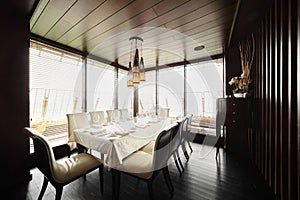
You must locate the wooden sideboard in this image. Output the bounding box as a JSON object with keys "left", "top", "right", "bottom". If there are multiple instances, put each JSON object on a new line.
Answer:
{"left": 216, "top": 98, "right": 253, "bottom": 159}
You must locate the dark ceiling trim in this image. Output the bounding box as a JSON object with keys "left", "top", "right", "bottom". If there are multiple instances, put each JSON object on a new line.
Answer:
{"left": 30, "top": 33, "right": 128, "bottom": 70}
{"left": 87, "top": 54, "right": 128, "bottom": 71}
{"left": 227, "top": 0, "right": 241, "bottom": 48}
{"left": 145, "top": 53, "right": 223, "bottom": 72}
{"left": 30, "top": 33, "right": 87, "bottom": 56}
{"left": 29, "top": 0, "right": 41, "bottom": 20}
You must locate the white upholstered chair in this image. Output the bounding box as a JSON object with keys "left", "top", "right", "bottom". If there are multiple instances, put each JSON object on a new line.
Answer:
{"left": 112, "top": 123, "right": 179, "bottom": 200}
{"left": 158, "top": 107, "right": 170, "bottom": 118}
{"left": 66, "top": 112, "right": 90, "bottom": 151}
{"left": 106, "top": 109, "right": 120, "bottom": 122}
{"left": 23, "top": 127, "right": 103, "bottom": 200}
{"left": 119, "top": 109, "right": 130, "bottom": 120}
{"left": 89, "top": 111, "right": 107, "bottom": 125}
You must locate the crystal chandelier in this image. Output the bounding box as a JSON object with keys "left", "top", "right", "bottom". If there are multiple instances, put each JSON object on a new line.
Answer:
{"left": 127, "top": 36, "right": 145, "bottom": 87}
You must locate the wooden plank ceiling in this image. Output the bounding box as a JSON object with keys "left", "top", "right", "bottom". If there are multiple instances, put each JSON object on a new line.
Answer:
{"left": 30, "top": 0, "right": 237, "bottom": 68}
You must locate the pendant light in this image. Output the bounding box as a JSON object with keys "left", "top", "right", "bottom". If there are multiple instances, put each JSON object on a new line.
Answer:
{"left": 127, "top": 36, "right": 145, "bottom": 87}
{"left": 139, "top": 42, "right": 145, "bottom": 81}
{"left": 132, "top": 48, "right": 140, "bottom": 85}
{"left": 127, "top": 61, "right": 133, "bottom": 87}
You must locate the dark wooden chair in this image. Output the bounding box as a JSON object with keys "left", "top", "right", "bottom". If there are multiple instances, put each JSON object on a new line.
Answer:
{"left": 24, "top": 127, "right": 103, "bottom": 200}
{"left": 170, "top": 118, "right": 185, "bottom": 175}
{"left": 186, "top": 114, "right": 194, "bottom": 153}
{"left": 111, "top": 123, "right": 178, "bottom": 200}
{"left": 180, "top": 116, "right": 190, "bottom": 161}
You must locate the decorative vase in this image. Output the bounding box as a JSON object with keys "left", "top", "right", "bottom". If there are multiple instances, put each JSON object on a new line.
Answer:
{"left": 233, "top": 93, "right": 244, "bottom": 98}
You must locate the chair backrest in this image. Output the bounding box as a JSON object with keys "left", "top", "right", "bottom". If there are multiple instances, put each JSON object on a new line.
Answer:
{"left": 153, "top": 123, "right": 177, "bottom": 170}
{"left": 23, "top": 128, "right": 57, "bottom": 182}
{"left": 119, "top": 109, "right": 130, "bottom": 120}
{"left": 170, "top": 123, "right": 181, "bottom": 154}
{"left": 106, "top": 110, "right": 120, "bottom": 122}
{"left": 66, "top": 112, "right": 90, "bottom": 150}
{"left": 186, "top": 114, "right": 193, "bottom": 132}
{"left": 169, "top": 119, "right": 185, "bottom": 153}
{"left": 89, "top": 111, "right": 107, "bottom": 125}
{"left": 158, "top": 108, "right": 170, "bottom": 118}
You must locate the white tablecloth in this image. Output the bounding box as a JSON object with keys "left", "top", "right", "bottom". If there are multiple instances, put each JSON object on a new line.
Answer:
{"left": 74, "top": 118, "right": 171, "bottom": 168}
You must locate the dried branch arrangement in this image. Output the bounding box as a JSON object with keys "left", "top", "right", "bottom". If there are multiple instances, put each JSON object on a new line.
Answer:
{"left": 239, "top": 34, "right": 255, "bottom": 88}
{"left": 229, "top": 34, "right": 255, "bottom": 94}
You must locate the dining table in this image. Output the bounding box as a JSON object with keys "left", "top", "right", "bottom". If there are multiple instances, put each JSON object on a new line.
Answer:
{"left": 74, "top": 116, "right": 172, "bottom": 168}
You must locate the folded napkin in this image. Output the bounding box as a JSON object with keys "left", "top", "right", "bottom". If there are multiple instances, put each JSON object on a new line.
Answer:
{"left": 74, "top": 128, "right": 90, "bottom": 133}
{"left": 89, "top": 128, "right": 106, "bottom": 135}
{"left": 114, "top": 130, "right": 129, "bottom": 136}
{"left": 91, "top": 124, "right": 103, "bottom": 129}
{"left": 148, "top": 118, "right": 159, "bottom": 123}
{"left": 135, "top": 123, "right": 148, "bottom": 128}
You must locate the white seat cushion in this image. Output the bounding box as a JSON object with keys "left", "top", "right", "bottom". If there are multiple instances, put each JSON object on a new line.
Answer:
{"left": 53, "top": 153, "right": 101, "bottom": 183}
{"left": 116, "top": 151, "right": 154, "bottom": 179}
{"left": 140, "top": 140, "right": 155, "bottom": 155}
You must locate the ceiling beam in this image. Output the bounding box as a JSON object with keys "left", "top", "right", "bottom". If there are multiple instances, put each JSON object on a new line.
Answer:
{"left": 227, "top": 0, "right": 241, "bottom": 48}
{"left": 145, "top": 53, "right": 223, "bottom": 72}
{"left": 29, "top": 0, "right": 41, "bottom": 20}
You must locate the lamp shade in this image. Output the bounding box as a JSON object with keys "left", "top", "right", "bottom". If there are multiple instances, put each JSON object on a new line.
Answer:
{"left": 127, "top": 62, "right": 133, "bottom": 87}
{"left": 132, "top": 49, "right": 140, "bottom": 73}
{"left": 139, "top": 57, "right": 145, "bottom": 81}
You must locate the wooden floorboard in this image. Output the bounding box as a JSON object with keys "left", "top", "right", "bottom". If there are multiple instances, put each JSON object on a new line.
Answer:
{"left": 9, "top": 143, "right": 274, "bottom": 200}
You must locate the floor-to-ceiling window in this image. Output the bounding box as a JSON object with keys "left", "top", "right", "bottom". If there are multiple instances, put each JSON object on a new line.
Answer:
{"left": 186, "top": 59, "right": 223, "bottom": 135}
{"left": 29, "top": 41, "right": 83, "bottom": 149}
{"left": 158, "top": 66, "right": 184, "bottom": 117}
{"left": 86, "top": 59, "right": 115, "bottom": 112}
{"left": 139, "top": 70, "right": 156, "bottom": 114}
{"left": 118, "top": 69, "right": 132, "bottom": 113}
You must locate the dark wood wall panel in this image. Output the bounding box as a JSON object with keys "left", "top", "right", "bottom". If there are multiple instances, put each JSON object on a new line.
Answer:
{"left": 0, "top": 1, "right": 30, "bottom": 189}
{"left": 289, "top": 0, "right": 298, "bottom": 199}
{"left": 269, "top": 6, "right": 276, "bottom": 192}
{"left": 250, "top": 0, "right": 298, "bottom": 199}
{"left": 298, "top": 0, "right": 300, "bottom": 198}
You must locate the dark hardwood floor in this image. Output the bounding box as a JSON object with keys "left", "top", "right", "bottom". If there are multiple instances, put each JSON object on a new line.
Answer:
{"left": 9, "top": 143, "right": 274, "bottom": 200}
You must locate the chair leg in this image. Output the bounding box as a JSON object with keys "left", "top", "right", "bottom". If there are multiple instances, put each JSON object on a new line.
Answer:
{"left": 215, "top": 146, "right": 220, "bottom": 159}
{"left": 38, "top": 176, "right": 49, "bottom": 200}
{"left": 173, "top": 154, "right": 182, "bottom": 175}
{"left": 55, "top": 186, "right": 63, "bottom": 200}
{"left": 162, "top": 167, "right": 174, "bottom": 195}
{"left": 99, "top": 165, "right": 104, "bottom": 194}
{"left": 187, "top": 140, "right": 193, "bottom": 153}
{"left": 181, "top": 143, "right": 189, "bottom": 161}
{"left": 147, "top": 181, "right": 153, "bottom": 199}
{"left": 112, "top": 169, "right": 120, "bottom": 200}
{"left": 175, "top": 150, "right": 184, "bottom": 172}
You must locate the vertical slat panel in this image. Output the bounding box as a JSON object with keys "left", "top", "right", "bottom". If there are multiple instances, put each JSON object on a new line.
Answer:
{"left": 268, "top": 8, "right": 272, "bottom": 188}
{"left": 280, "top": 0, "right": 289, "bottom": 198}
{"left": 275, "top": 0, "right": 281, "bottom": 196}
{"left": 297, "top": 0, "right": 300, "bottom": 199}
{"left": 257, "top": 27, "right": 262, "bottom": 171}
{"left": 269, "top": 5, "right": 276, "bottom": 192}
{"left": 265, "top": 13, "right": 270, "bottom": 184}
{"left": 288, "top": 0, "right": 298, "bottom": 199}
{"left": 251, "top": 0, "right": 299, "bottom": 199}
{"left": 231, "top": 0, "right": 300, "bottom": 198}
{"left": 273, "top": 0, "right": 279, "bottom": 194}
{"left": 261, "top": 20, "right": 266, "bottom": 177}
